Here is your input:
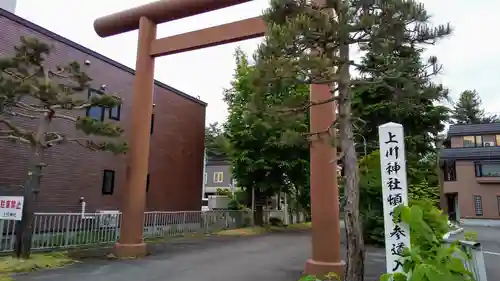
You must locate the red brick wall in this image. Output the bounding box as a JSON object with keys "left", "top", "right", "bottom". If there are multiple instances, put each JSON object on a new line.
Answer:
{"left": 0, "top": 11, "right": 206, "bottom": 213}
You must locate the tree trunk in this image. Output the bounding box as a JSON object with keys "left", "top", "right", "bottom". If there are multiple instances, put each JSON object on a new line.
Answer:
{"left": 338, "top": 40, "right": 365, "bottom": 280}
{"left": 15, "top": 147, "right": 42, "bottom": 259}
{"left": 15, "top": 111, "right": 52, "bottom": 259}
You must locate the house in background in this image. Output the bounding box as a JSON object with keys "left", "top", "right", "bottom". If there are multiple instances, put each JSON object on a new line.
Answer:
{"left": 0, "top": 7, "right": 206, "bottom": 213}
{"left": 440, "top": 123, "right": 500, "bottom": 226}
{"left": 203, "top": 156, "right": 236, "bottom": 197}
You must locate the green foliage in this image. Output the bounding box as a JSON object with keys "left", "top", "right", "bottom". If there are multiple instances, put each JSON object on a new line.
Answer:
{"left": 352, "top": 44, "right": 450, "bottom": 157}
{"left": 299, "top": 272, "right": 340, "bottom": 281}
{"left": 358, "top": 150, "right": 441, "bottom": 245}
{"left": 205, "top": 122, "right": 228, "bottom": 157}
{"left": 0, "top": 36, "right": 127, "bottom": 154}
{"left": 451, "top": 90, "right": 499, "bottom": 124}
{"left": 224, "top": 48, "right": 310, "bottom": 203}
{"left": 381, "top": 204, "right": 474, "bottom": 281}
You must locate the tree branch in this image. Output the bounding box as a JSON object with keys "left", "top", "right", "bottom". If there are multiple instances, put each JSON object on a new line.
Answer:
{"left": 0, "top": 117, "right": 28, "bottom": 136}
{"left": 0, "top": 135, "right": 30, "bottom": 144}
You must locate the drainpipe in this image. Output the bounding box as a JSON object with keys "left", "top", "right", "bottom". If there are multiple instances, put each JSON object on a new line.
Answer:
{"left": 79, "top": 197, "right": 93, "bottom": 219}
{"left": 202, "top": 148, "right": 207, "bottom": 199}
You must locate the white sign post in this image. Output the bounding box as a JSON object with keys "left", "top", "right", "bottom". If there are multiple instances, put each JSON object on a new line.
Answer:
{"left": 0, "top": 196, "right": 24, "bottom": 221}
{"left": 378, "top": 122, "right": 410, "bottom": 274}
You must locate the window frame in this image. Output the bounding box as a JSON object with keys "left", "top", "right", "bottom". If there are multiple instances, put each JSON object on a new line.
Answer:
{"left": 213, "top": 172, "right": 223, "bottom": 183}
{"left": 109, "top": 104, "right": 121, "bottom": 121}
{"left": 473, "top": 195, "right": 483, "bottom": 216}
{"left": 102, "top": 169, "right": 115, "bottom": 195}
{"left": 443, "top": 160, "right": 457, "bottom": 181}
{"left": 497, "top": 196, "right": 500, "bottom": 216}
{"left": 462, "top": 136, "right": 476, "bottom": 147}
{"left": 86, "top": 89, "right": 105, "bottom": 121}
{"left": 462, "top": 135, "right": 499, "bottom": 147}
{"left": 474, "top": 161, "right": 500, "bottom": 177}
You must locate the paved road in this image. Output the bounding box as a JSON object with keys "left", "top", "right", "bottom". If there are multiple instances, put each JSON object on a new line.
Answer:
{"left": 14, "top": 232, "right": 385, "bottom": 281}
{"left": 457, "top": 226, "right": 500, "bottom": 280}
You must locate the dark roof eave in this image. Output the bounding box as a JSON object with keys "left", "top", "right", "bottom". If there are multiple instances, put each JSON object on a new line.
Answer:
{"left": 0, "top": 8, "right": 207, "bottom": 107}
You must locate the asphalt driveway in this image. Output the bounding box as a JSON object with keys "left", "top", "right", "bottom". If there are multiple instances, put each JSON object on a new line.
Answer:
{"left": 13, "top": 231, "right": 386, "bottom": 281}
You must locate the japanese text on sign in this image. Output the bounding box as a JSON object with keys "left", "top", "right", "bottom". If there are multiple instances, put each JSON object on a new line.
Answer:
{"left": 378, "top": 122, "right": 410, "bottom": 274}
{"left": 0, "top": 196, "right": 23, "bottom": 221}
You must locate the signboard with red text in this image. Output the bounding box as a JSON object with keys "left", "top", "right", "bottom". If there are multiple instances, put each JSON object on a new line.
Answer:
{"left": 0, "top": 196, "right": 23, "bottom": 221}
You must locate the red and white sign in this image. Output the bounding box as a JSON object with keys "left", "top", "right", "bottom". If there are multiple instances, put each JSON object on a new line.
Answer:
{"left": 0, "top": 196, "right": 23, "bottom": 221}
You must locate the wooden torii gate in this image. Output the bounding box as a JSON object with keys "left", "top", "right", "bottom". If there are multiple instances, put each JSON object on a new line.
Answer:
{"left": 94, "top": 0, "right": 344, "bottom": 276}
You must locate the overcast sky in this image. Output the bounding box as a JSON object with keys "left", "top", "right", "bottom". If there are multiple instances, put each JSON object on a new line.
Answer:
{"left": 15, "top": 0, "right": 500, "bottom": 125}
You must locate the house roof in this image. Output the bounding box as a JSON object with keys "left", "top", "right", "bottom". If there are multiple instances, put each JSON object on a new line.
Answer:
{"left": 440, "top": 146, "right": 500, "bottom": 161}
{"left": 206, "top": 155, "right": 230, "bottom": 166}
{"left": 447, "top": 123, "right": 500, "bottom": 137}
{"left": 0, "top": 8, "right": 207, "bottom": 107}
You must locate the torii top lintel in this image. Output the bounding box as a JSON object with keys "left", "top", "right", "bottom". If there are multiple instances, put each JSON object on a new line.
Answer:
{"left": 94, "top": 0, "right": 253, "bottom": 37}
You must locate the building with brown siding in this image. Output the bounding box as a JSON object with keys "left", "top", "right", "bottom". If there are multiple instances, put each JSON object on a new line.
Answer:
{"left": 440, "top": 123, "right": 500, "bottom": 226}
{"left": 0, "top": 8, "right": 206, "bottom": 213}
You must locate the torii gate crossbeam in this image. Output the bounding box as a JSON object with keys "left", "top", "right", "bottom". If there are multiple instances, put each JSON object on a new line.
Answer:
{"left": 94, "top": 0, "right": 344, "bottom": 277}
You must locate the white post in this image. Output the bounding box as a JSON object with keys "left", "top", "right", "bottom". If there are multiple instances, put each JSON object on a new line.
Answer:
{"left": 378, "top": 122, "right": 410, "bottom": 274}
{"left": 251, "top": 188, "right": 255, "bottom": 226}
{"left": 283, "top": 193, "right": 289, "bottom": 225}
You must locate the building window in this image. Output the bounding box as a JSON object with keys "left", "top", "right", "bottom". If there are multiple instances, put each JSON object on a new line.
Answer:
{"left": 498, "top": 196, "right": 500, "bottom": 216}
{"left": 213, "top": 172, "right": 223, "bottom": 183}
{"left": 204, "top": 173, "right": 207, "bottom": 185}
{"left": 146, "top": 173, "right": 150, "bottom": 192}
{"left": 150, "top": 114, "right": 155, "bottom": 135}
{"left": 496, "top": 135, "right": 500, "bottom": 146}
{"left": 86, "top": 89, "right": 105, "bottom": 121}
{"left": 102, "top": 170, "right": 115, "bottom": 195}
{"left": 475, "top": 162, "right": 500, "bottom": 177}
{"left": 473, "top": 195, "right": 483, "bottom": 216}
{"left": 443, "top": 160, "right": 456, "bottom": 181}
{"left": 109, "top": 105, "right": 121, "bottom": 120}
{"left": 482, "top": 135, "right": 496, "bottom": 147}
{"left": 463, "top": 136, "right": 475, "bottom": 147}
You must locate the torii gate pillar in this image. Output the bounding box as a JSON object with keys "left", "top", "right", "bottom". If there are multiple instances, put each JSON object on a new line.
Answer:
{"left": 94, "top": 0, "right": 344, "bottom": 277}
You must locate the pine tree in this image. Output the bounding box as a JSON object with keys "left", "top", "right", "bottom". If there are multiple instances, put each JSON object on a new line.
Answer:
{"left": 451, "top": 90, "right": 498, "bottom": 124}
{"left": 252, "top": 1, "right": 451, "bottom": 279}
{"left": 0, "top": 37, "right": 127, "bottom": 258}
{"left": 352, "top": 44, "right": 450, "bottom": 157}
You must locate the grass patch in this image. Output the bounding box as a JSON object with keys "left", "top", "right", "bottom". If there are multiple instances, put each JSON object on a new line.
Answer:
{"left": 215, "top": 227, "right": 270, "bottom": 236}
{"left": 287, "top": 222, "right": 312, "bottom": 230}
{"left": 0, "top": 252, "right": 74, "bottom": 281}
{"left": 215, "top": 223, "right": 312, "bottom": 237}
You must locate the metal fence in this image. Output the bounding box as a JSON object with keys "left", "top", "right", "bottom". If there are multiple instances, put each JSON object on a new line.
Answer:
{"left": 0, "top": 210, "right": 307, "bottom": 252}
{"left": 444, "top": 239, "right": 488, "bottom": 281}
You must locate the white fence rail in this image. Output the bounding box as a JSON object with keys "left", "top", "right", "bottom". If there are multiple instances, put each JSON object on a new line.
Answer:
{"left": 443, "top": 239, "right": 488, "bottom": 281}
{"left": 0, "top": 210, "right": 307, "bottom": 252}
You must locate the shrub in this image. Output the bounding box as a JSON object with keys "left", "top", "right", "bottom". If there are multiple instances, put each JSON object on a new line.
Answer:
{"left": 269, "top": 217, "right": 283, "bottom": 226}
{"left": 358, "top": 150, "right": 442, "bottom": 246}
{"left": 381, "top": 204, "right": 473, "bottom": 281}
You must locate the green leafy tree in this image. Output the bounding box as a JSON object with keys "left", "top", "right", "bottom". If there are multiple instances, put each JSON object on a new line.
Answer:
{"left": 359, "top": 150, "right": 440, "bottom": 245}
{"left": 224, "top": 48, "right": 310, "bottom": 225}
{"left": 205, "top": 122, "right": 228, "bottom": 157}
{"left": 0, "top": 37, "right": 127, "bottom": 259}
{"left": 451, "top": 90, "right": 498, "bottom": 124}
{"left": 352, "top": 44, "right": 450, "bottom": 157}
{"left": 251, "top": 1, "right": 451, "bottom": 278}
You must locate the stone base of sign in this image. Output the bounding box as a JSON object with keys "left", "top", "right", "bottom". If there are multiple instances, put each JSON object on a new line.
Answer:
{"left": 114, "top": 242, "right": 147, "bottom": 258}
{"left": 304, "top": 258, "right": 346, "bottom": 279}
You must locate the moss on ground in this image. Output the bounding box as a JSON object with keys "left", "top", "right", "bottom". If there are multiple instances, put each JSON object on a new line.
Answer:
{"left": 0, "top": 252, "right": 74, "bottom": 281}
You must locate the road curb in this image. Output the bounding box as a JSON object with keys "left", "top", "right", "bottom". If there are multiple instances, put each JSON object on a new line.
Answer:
{"left": 443, "top": 227, "right": 464, "bottom": 240}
